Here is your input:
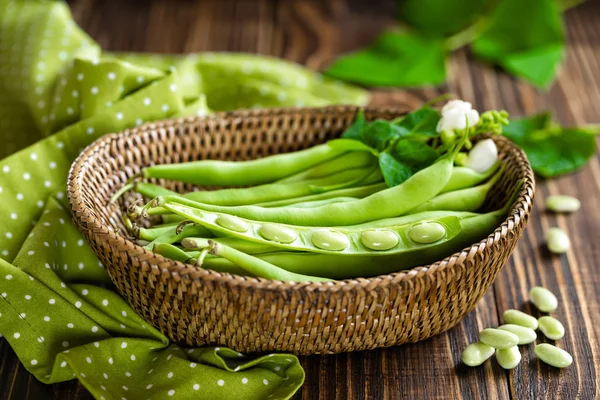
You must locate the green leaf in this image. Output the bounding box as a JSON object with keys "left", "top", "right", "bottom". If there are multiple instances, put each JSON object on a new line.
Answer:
{"left": 394, "top": 106, "right": 441, "bottom": 136}
{"left": 324, "top": 32, "right": 446, "bottom": 87}
{"left": 518, "top": 128, "right": 596, "bottom": 177}
{"left": 360, "top": 120, "right": 407, "bottom": 151}
{"left": 472, "top": 0, "right": 565, "bottom": 88}
{"left": 503, "top": 44, "right": 564, "bottom": 87}
{"left": 503, "top": 112, "right": 552, "bottom": 142}
{"left": 503, "top": 113, "right": 597, "bottom": 177}
{"left": 341, "top": 109, "right": 365, "bottom": 140}
{"left": 398, "top": 0, "right": 489, "bottom": 37}
{"left": 379, "top": 151, "right": 412, "bottom": 187}
{"left": 379, "top": 138, "right": 440, "bottom": 186}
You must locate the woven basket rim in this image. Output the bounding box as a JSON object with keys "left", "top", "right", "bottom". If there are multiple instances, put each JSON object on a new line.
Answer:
{"left": 68, "top": 105, "right": 535, "bottom": 292}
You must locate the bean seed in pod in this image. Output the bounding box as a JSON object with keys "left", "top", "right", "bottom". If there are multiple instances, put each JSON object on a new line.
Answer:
{"left": 534, "top": 343, "right": 573, "bottom": 368}
{"left": 216, "top": 215, "right": 249, "bottom": 232}
{"left": 259, "top": 223, "right": 298, "bottom": 244}
{"left": 538, "top": 316, "right": 565, "bottom": 340}
{"left": 498, "top": 324, "right": 537, "bottom": 345}
{"left": 503, "top": 309, "right": 538, "bottom": 330}
{"left": 479, "top": 328, "right": 519, "bottom": 349}
{"left": 546, "top": 195, "right": 581, "bottom": 213}
{"left": 545, "top": 227, "right": 570, "bottom": 254}
{"left": 461, "top": 342, "right": 495, "bottom": 367}
{"left": 360, "top": 230, "right": 399, "bottom": 251}
{"left": 311, "top": 229, "right": 349, "bottom": 251}
{"left": 530, "top": 286, "right": 558, "bottom": 313}
{"left": 496, "top": 346, "right": 521, "bottom": 370}
{"left": 408, "top": 222, "right": 446, "bottom": 244}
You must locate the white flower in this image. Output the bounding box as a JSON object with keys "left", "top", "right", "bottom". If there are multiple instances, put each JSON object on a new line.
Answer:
{"left": 437, "top": 100, "right": 480, "bottom": 132}
{"left": 464, "top": 138, "right": 498, "bottom": 173}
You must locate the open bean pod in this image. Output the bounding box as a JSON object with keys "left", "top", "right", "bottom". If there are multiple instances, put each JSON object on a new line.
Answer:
{"left": 162, "top": 201, "right": 462, "bottom": 256}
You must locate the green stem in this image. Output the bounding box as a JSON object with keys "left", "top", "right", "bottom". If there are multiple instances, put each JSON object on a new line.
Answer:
{"left": 444, "top": 17, "right": 488, "bottom": 51}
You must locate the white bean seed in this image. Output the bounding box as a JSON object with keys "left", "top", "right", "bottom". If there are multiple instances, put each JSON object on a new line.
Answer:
{"left": 545, "top": 228, "right": 570, "bottom": 254}
{"left": 538, "top": 316, "right": 565, "bottom": 340}
{"left": 546, "top": 195, "right": 580, "bottom": 213}
{"left": 530, "top": 286, "right": 558, "bottom": 313}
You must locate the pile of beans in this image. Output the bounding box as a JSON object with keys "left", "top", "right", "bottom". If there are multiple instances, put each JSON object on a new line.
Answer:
{"left": 462, "top": 286, "right": 572, "bottom": 369}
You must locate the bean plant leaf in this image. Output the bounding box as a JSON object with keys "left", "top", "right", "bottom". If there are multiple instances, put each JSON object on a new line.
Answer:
{"left": 379, "top": 151, "right": 412, "bottom": 187}
{"left": 393, "top": 106, "right": 441, "bottom": 137}
{"left": 360, "top": 120, "right": 410, "bottom": 151}
{"left": 324, "top": 32, "right": 446, "bottom": 87}
{"left": 379, "top": 138, "right": 440, "bottom": 186}
{"left": 472, "top": 0, "right": 565, "bottom": 88}
{"left": 502, "top": 112, "right": 552, "bottom": 142}
{"left": 503, "top": 113, "right": 597, "bottom": 177}
{"left": 341, "top": 109, "right": 365, "bottom": 140}
{"left": 398, "top": 0, "right": 489, "bottom": 37}
{"left": 517, "top": 128, "right": 596, "bottom": 177}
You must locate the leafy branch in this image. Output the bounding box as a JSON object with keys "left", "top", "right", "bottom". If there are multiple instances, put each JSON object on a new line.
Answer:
{"left": 325, "top": 0, "right": 584, "bottom": 89}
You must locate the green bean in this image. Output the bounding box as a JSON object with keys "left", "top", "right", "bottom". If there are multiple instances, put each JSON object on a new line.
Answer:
{"left": 141, "top": 140, "right": 360, "bottom": 186}
{"left": 537, "top": 316, "right": 565, "bottom": 340}
{"left": 441, "top": 162, "right": 500, "bottom": 193}
{"left": 408, "top": 169, "right": 502, "bottom": 214}
{"left": 498, "top": 324, "right": 537, "bottom": 345}
{"left": 182, "top": 237, "right": 280, "bottom": 255}
{"left": 198, "top": 207, "right": 509, "bottom": 279}
{"left": 136, "top": 222, "right": 181, "bottom": 241}
{"left": 257, "top": 183, "right": 386, "bottom": 208}
{"left": 206, "top": 240, "right": 332, "bottom": 282}
{"left": 461, "top": 342, "right": 495, "bottom": 367}
{"left": 158, "top": 202, "right": 463, "bottom": 256}
{"left": 132, "top": 167, "right": 374, "bottom": 208}
{"left": 307, "top": 166, "right": 383, "bottom": 193}
{"left": 283, "top": 197, "right": 358, "bottom": 208}
{"left": 153, "top": 243, "right": 197, "bottom": 263}
{"left": 534, "top": 344, "right": 573, "bottom": 368}
{"left": 143, "top": 224, "right": 212, "bottom": 250}
{"left": 496, "top": 347, "right": 521, "bottom": 370}
{"left": 479, "top": 328, "right": 519, "bottom": 349}
{"left": 278, "top": 151, "right": 377, "bottom": 183}
{"left": 161, "top": 214, "right": 186, "bottom": 224}
{"left": 153, "top": 150, "right": 458, "bottom": 226}
{"left": 530, "top": 286, "right": 558, "bottom": 312}
{"left": 502, "top": 309, "right": 538, "bottom": 330}
{"left": 153, "top": 243, "right": 252, "bottom": 276}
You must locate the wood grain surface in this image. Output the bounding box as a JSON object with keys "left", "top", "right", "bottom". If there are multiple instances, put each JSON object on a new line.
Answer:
{"left": 1, "top": 0, "right": 599, "bottom": 398}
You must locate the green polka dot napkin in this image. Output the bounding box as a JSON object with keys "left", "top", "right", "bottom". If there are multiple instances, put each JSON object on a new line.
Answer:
{"left": 0, "top": 1, "right": 368, "bottom": 399}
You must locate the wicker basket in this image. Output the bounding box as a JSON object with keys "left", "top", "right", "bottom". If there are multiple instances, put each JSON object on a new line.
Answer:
{"left": 68, "top": 106, "right": 535, "bottom": 355}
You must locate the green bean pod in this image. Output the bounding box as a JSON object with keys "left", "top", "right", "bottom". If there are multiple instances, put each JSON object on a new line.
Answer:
{"left": 440, "top": 162, "right": 500, "bottom": 193}
{"left": 183, "top": 237, "right": 280, "bottom": 255}
{"left": 161, "top": 201, "right": 462, "bottom": 256}
{"left": 283, "top": 197, "right": 359, "bottom": 208}
{"left": 141, "top": 140, "right": 358, "bottom": 186}
{"left": 153, "top": 243, "right": 198, "bottom": 263}
{"left": 257, "top": 183, "right": 386, "bottom": 208}
{"left": 408, "top": 169, "right": 502, "bottom": 214}
{"left": 207, "top": 241, "right": 333, "bottom": 282}
{"left": 153, "top": 243, "right": 252, "bottom": 276}
{"left": 143, "top": 224, "right": 212, "bottom": 250}
{"left": 135, "top": 166, "right": 377, "bottom": 207}
{"left": 278, "top": 151, "right": 377, "bottom": 183}
{"left": 136, "top": 222, "right": 181, "bottom": 241}
{"left": 196, "top": 207, "right": 509, "bottom": 279}
{"left": 153, "top": 152, "right": 456, "bottom": 226}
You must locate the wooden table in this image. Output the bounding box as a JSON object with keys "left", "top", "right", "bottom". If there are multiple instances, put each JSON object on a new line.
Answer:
{"left": 1, "top": 1, "right": 599, "bottom": 398}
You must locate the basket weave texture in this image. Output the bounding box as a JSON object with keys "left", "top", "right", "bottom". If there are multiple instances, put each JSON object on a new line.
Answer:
{"left": 68, "top": 106, "right": 535, "bottom": 355}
